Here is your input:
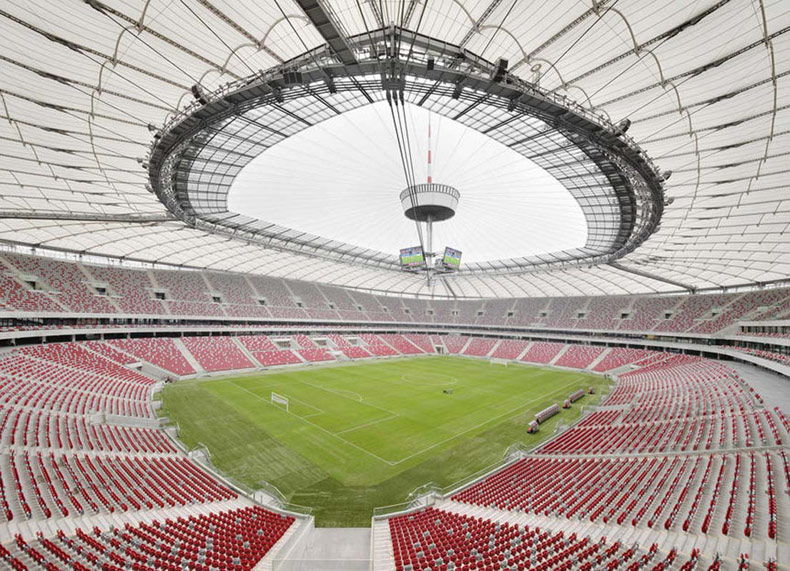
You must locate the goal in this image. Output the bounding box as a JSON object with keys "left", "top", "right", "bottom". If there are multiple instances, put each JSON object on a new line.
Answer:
{"left": 489, "top": 358, "right": 509, "bottom": 367}
{"left": 271, "top": 392, "right": 290, "bottom": 412}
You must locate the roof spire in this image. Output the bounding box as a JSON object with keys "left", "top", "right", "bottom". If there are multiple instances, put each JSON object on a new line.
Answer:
{"left": 427, "top": 113, "right": 432, "bottom": 184}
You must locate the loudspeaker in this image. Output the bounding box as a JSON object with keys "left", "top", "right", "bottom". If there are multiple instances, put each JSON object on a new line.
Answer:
{"left": 283, "top": 71, "right": 303, "bottom": 85}
{"left": 491, "top": 58, "right": 508, "bottom": 82}
{"left": 191, "top": 84, "right": 208, "bottom": 105}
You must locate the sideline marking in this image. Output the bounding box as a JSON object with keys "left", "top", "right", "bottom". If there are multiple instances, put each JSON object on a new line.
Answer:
{"left": 223, "top": 366, "right": 596, "bottom": 468}
{"left": 300, "top": 379, "right": 399, "bottom": 417}
{"left": 390, "top": 383, "right": 576, "bottom": 465}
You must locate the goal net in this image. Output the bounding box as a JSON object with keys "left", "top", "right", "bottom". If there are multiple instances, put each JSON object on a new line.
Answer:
{"left": 271, "top": 392, "right": 290, "bottom": 412}
{"left": 489, "top": 358, "right": 509, "bottom": 367}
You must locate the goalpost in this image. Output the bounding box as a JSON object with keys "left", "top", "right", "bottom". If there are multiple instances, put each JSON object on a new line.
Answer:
{"left": 271, "top": 392, "right": 290, "bottom": 412}
{"left": 489, "top": 358, "right": 509, "bottom": 367}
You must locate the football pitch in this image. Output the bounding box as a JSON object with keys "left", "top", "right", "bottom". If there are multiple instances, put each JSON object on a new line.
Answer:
{"left": 161, "top": 356, "right": 608, "bottom": 526}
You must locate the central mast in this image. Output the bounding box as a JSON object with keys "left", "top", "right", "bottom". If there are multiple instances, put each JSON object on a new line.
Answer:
{"left": 399, "top": 113, "right": 460, "bottom": 285}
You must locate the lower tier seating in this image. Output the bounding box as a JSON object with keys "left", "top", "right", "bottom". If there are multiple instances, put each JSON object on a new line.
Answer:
{"left": 109, "top": 338, "right": 195, "bottom": 376}
{"left": 388, "top": 506, "right": 683, "bottom": 571}
{"left": 2, "top": 505, "right": 294, "bottom": 571}
{"left": 297, "top": 348, "right": 335, "bottom": 363}
{"left": 521, "top": 342, "right": 564, "bottom": 364}
{"left": 181, "top": 337, "right": 254, "bottom": 372}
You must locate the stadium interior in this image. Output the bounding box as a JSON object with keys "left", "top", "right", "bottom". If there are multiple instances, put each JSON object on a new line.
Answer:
{"left": 1, "top": 0, "right": 790, "bottom": 569}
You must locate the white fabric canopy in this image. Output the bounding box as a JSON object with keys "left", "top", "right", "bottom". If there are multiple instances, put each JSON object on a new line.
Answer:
{"left": 0, "top": 0, "right": 788, "bottom": 297}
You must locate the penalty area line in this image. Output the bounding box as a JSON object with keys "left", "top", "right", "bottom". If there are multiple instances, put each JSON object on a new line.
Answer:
{"left": 231, "top": 383, "right": 398, "bottom": 467}
{"left": 334, "top": 413, "right": 399, "bottom": 435}
{"left": 232, "top": 381, "right": 326, "bottom": 416}
{"left": 300, "top": 380, "right": 400, "bottom": 417}
{"left": 301, "top": 380, "right": 363, "bottom": 402}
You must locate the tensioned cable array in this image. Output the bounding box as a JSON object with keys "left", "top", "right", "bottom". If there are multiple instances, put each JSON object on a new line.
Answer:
{"left": 387, "top": 86, "right": 426, "bottom": 255}
{"left": 386, "top": 0, "right": 437, "bottom": 260}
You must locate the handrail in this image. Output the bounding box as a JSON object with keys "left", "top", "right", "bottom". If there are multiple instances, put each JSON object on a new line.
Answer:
{"left": 189, "top": 443, "right": 313, "bottom": 516}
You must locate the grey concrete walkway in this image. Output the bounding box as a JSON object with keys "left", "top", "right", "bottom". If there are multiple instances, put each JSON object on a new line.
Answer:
{"left": 275, "top": 527, "right": 371, "bottom": 570}
{"left": 728, "top": 361, "right": 790, "bottom": 415}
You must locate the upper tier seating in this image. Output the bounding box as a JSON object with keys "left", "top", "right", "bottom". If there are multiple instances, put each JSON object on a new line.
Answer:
{"left": 0, "top": 272, "right": 66, "bottom": 313}
{"left": 87, "top": 265, "right": 165, "bottom": 315}
{"left": 542, "top": 297, "right": 588, "bottom": 329}
{"left": 204, "top": 272, "right": 271, "bottom": 319}
{"left": 475, "top": 298, "right": 517, "bottom": 326}
{"left": 506, "top": 298, "right": 549, "bottom": 326}
{"left": 285, "top": 280, "right": 339, "bottom": 320}
{"left": 3, "top": 252, "right": 790, "bottom": 336}
{"left": 653, "top": 294, "right": 736, "bottom": 333}
{"left": 153, "top": 270, "right": 223, "bottom": 317}
{"left": 577, "top": 296, "right": 630, "bottom": 330}
{"left": 690, "top": 289, "right": 785, "bottom": 334}
{"left": 619, "top": 296, "right": 680, "bottom": 331}
{"left": 246, "top": 276, "right": 308, "bottom": 320}
{"left": 347, "top": 290, "right": 391, "bottom": 321}
{"left": 4, "top": 253, "right": 116, "bottom": 314}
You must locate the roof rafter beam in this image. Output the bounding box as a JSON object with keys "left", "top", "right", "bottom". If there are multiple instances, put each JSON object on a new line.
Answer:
{"left": 562, "top": 0, "right": 732, "bottom": 85}
{"left": 193, "top": 0, "right": 285, "bottom": 63}
{"left": 598, "top": 25, "right": 790, "bottom": 107}
{"left": 459, "top": 0, "right": 505, "bottom": 47}
{"left": 294, "top": 0, "right": 357, "bottom": 65}
{"left": 609, "top": 262, "right": 695, "bottom": 293}
{"left": 0, "top": 211, "right": 174, "bottom": 223}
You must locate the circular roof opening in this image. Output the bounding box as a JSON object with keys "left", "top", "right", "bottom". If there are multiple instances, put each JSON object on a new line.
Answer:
{"left": 228, "top": 103, "right": 587, "bottom": 264}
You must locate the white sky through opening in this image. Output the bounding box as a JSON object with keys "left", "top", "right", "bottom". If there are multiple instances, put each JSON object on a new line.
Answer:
{"left": 229, "top": 102, "right": 587, "bottom": 263}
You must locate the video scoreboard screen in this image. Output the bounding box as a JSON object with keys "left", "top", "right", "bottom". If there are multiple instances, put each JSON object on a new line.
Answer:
{"left": 442, "top": 247, "right": 462, "bottom": 270}
{"left": 400, "top": 246, "right": 426, "bottom": 268}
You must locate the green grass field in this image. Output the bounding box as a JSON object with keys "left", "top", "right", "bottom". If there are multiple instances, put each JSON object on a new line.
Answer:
{"left": 161, "top": 356, "right": 608, "bottom": 526}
